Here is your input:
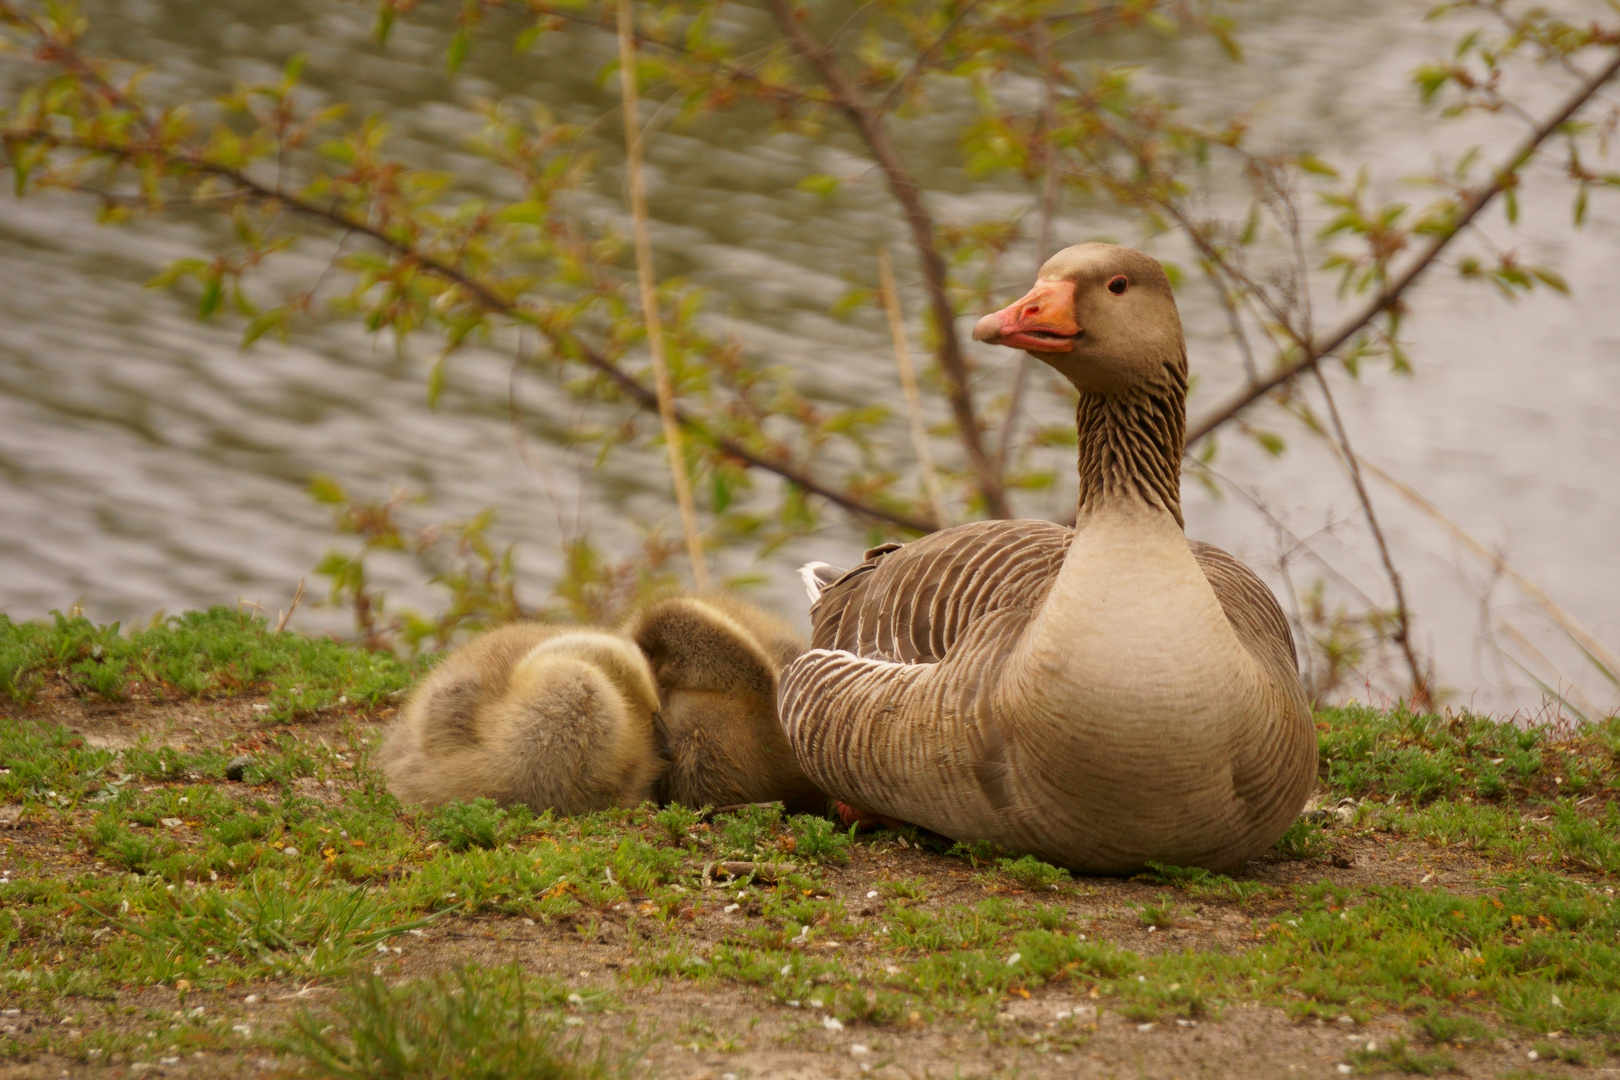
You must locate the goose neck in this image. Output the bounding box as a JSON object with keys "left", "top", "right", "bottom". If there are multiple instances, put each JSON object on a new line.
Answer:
{"left": 1073, "top": 377, "right": 1185, "bottom": 528}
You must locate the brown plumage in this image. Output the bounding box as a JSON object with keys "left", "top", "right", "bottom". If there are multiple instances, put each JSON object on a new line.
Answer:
{"left": 382, "top": 594, "right": 823, "bottom": 816}
{"left": 382, "top": 624, "right": 664, "bottom": 815}
{"left": 781, "top": 243, "right": 1316, "bottom": 874}
{"left": 626, "top": 594, "right": 825, "bottom": 813}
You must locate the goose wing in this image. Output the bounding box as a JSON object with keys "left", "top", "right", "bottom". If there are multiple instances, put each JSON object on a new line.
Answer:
{"left": 1188, "top": 540, "right": 1301, "bottom": 681}
{"left": 807, "top": 519, "right": 1071, "bottom": 665}
{"left": 805, "top": 524, "right": 1298, "bottom": 677}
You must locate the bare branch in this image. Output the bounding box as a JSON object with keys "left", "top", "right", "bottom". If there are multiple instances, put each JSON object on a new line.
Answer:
{"left": 13, "top": 124, "right": 937, "bottom": 533}
{"left": 1308, "top": 370, "right": 1433, "bottom": 708}
{"left": 1185, "top": 46, "right": 1620, "bottom": 447}
{"left": 766, "top": 0, "right": 1010, "bottom": 517}
{"left": 617, "top": 0, "right": 710, "bottom": 588}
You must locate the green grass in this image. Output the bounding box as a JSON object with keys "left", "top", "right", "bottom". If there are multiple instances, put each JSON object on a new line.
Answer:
{"left": 285, "top": 965, "right": 629, "bottom": 1080}
{"left": 0, "top": 606, "right": 418, "bottom": 720}
{"left": 3, "top": 610, "right": 1620, "bottom": 1072}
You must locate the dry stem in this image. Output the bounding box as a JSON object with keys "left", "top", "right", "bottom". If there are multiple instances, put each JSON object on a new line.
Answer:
{"left": 617, "top": 0, "right": 709, "bottom": 589}
{"left": 1309, "top": 371, "right": 1432, "bottom": 708}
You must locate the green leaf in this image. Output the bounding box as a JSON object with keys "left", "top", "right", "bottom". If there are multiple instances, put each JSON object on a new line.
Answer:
{"left": 426, "top": 358, "right": 447, "bottom": 409}
{"left": 446, "top": 29, "right": 470, "bottom": 73}
{"left": 307, "top": 475, "right": 348, "bottom": 505}
{"left": 711, "top": 470, "right": 732, "bottom": 513}
{"left": 198, "top": 276, "right": 223, "bottom": 320}
{"left": 796, "top": 174, "right": 841, "bottom": 198}
{"left": 1530, "top": 267, "right": 1569, "bottom": 295}
{"left": 1503, "top": 186, "right": 1518, "bottom": 225}
{"left": 1573, "top": 185, "right": 1589, "bottom": 227}
{"left": 242, "top": 308, "right": 288, "bottom": 348}
{"left": 1253, "top": 430, "right": 1286, "bottom": 457}
{"left": 374, "top": 5, "right": 395, "bottom": 45}
{"left": 493, "top": 201, "right": 548, "bottom": 225}
{"left": 1296, "top": 154, "right": 1340, "bottom": 179}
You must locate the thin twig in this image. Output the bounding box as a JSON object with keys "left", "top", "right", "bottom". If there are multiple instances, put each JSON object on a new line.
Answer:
{"left": 766, "top": 0, "right": 1009, "bottom": 518}
{"left": 1185, "top": 46, "right": 1620, "bottom": 446}
{"left": 1309, "top": 370, "right": 1431, "bottom": 708}
{"left": 874, "top": 0, "right": 987, "bottom": 114}
{"left": 878, "top": 247, "right": 947, "bottom": 528}
{"left": 274, "top": 577, "right": 306, "bottom": 634}
{"left": 617, "top": 0, "right": 709, "bottom": 589}
{"left": 1355, "top": 456, "right": 1620, "bottom": 677}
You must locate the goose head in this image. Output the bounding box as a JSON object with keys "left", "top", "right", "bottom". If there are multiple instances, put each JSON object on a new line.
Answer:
{"left": 972, "top": 243, "right": 1185, "bottom": 397}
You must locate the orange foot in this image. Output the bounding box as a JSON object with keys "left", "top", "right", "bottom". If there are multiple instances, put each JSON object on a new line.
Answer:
{"left": 834, "top": 801, "right": 911, "bottom": 833}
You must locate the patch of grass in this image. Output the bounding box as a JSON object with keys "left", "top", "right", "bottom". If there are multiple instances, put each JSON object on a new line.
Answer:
{"left": 785, "top": 813, "right": 852, "bottom": 864}
{"left": 1315, "top": 703, "right": 1599, "bottom": 804}
{"left": 653, "top": 803, "right": 699, "bottom": 845}
{"left": 1135, "top": 895, "right": 1186, "bottom": 929}
{"left": 714, "top": 802, "right": 784, "bottom": 857}
{"left": 1272, "top": 816, "right": 1334, "bottom": 860}
{"left": 427, "top": 798, "right": 539, "bottom": 852}
{"left": 1412, "top": 1009, "right": 1492, "bottom": 1047}
{"left": 877, "top": 876, "right": 930, "bottom": 902}
{"left": 0, "top": 607, "right": 417, "bottom": 719}
{"left": 947, "top": 838, "right": 1008, "bottom": 867}
{"left": 990, "top": 854, "right": 1071, "bottom": 892}
{"left": 1348, "top": 1035, "right": 1458, "bottom": 1074}
{"left": 285, "top": 964, "right": 628, "bottom": 1080}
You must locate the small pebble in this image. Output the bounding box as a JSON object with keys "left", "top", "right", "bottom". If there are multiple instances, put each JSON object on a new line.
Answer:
{"left": 225, "top": 756, "right": 251, "bottom": 782}
{"left": 822, "top": 1015, "right": 844, "bottom": 1031}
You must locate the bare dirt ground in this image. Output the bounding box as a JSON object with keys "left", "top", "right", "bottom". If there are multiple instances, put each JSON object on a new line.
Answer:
{"left": 0, "top": 692, "right": 1602, "bottom": 1080}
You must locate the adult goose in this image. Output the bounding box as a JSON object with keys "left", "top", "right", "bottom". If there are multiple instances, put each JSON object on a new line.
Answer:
{"left": 780, "top": 243, "right": 1315, "bottom": 873}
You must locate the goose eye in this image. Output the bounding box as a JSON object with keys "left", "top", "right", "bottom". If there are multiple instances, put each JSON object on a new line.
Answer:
{"left": 1106, "top": 275, "right": 1128, "bottom": 295}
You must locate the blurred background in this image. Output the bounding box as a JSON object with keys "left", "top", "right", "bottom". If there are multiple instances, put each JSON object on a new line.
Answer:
{"left": 0, "top": 0, "right": 1615, "bottom": 716}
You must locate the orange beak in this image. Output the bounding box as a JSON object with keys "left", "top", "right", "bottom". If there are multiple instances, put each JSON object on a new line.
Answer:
{"left": 972, "top": 279, "right": 1080, "bottom": 353}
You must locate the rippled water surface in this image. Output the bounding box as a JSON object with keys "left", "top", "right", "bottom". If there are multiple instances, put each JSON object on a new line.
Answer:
{"left": 2, "top": 0, "right": 1617, "bottom": 713}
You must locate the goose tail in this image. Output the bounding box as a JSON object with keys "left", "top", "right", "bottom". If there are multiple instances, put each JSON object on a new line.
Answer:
{"left": 797, "top": 561, "right": 844, "bottom": 603}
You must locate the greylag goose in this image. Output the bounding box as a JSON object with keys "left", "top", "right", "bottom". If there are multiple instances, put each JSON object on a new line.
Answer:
{"left": 384, "top": 595, "right": 824, "bottom": 815}
{"left": 780, "top": 243, "right": 1315, "bottom": 873}
{"left": 626, "top": 595, "right": 825, "bottom": 813}
{"left": 383, "top": 623, "right": 665, "bottom": 814}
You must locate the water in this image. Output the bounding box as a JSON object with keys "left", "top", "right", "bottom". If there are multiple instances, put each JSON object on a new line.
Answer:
{"left": 1, "top": 0, "right": 1616, "bottom": 715}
